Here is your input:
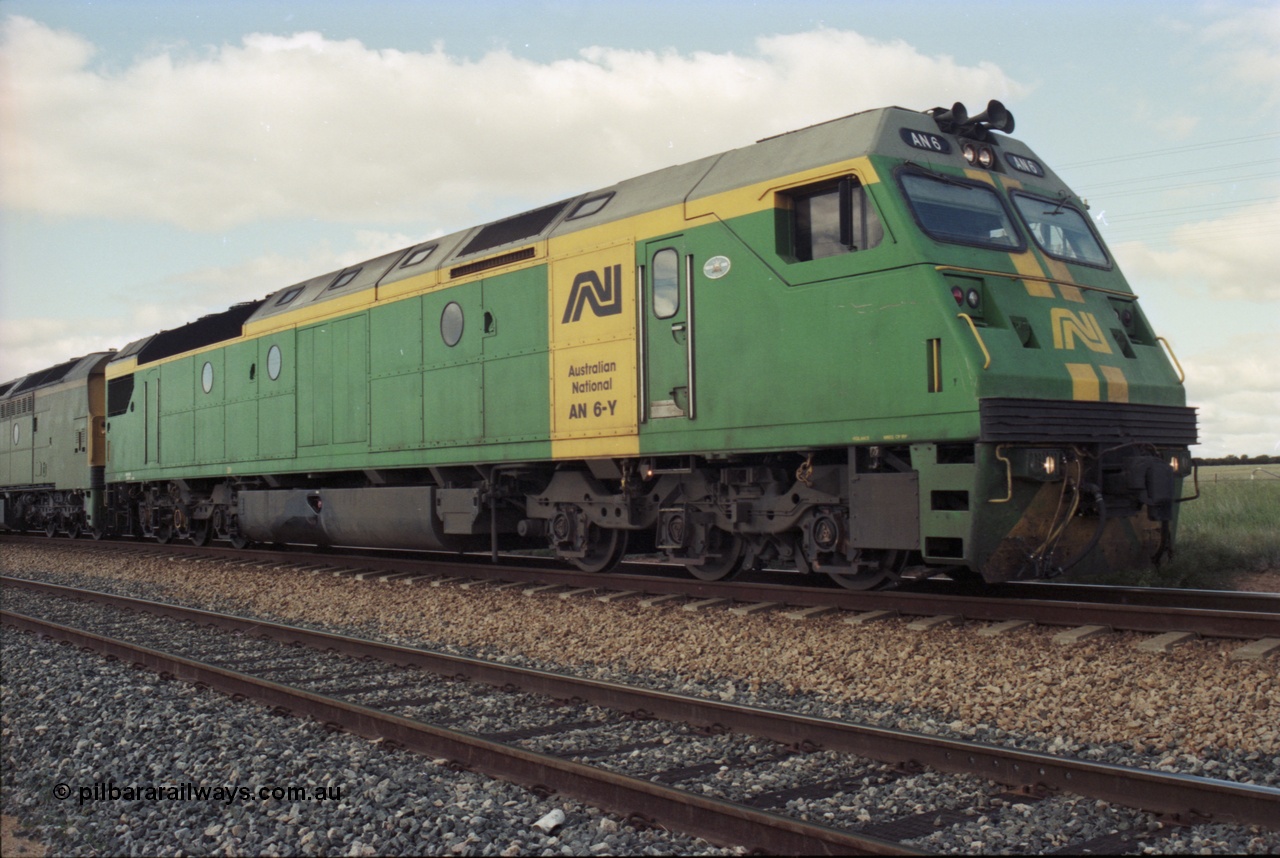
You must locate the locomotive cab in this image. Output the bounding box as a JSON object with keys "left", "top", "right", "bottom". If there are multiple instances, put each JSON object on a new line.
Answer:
{"left": 853, "top": 102, "right": 1196, "bottom": 580}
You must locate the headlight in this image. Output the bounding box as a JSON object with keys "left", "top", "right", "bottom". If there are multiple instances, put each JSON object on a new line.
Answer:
{"left": 961, "top": 142, "right": 996, "bottom": 169}
{"left": 1166, "top": 451, "right": 1192, "bottom": 475}
{"left": 1011, "top": 448, "right": 1066, "bottom": 481}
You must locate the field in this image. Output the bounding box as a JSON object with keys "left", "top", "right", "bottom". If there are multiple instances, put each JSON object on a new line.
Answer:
{"left": 1072, "top": 464, "right": 1280, "bottom": 591}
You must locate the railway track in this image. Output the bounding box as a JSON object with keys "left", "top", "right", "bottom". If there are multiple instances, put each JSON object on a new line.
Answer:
{"left": 5, "top": 534, "right": 1278, "bottom": 643}
{"left": 3, "top": 575, "right": 1278, "bottom": 855}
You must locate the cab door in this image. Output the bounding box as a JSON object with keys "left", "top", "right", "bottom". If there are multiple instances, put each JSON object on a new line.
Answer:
{"left": 643, "top": 237, "right": 694, "bottom": 420}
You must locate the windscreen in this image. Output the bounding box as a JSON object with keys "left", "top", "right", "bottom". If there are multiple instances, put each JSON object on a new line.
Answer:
{"left": 1013, "top": 194, "right": 1110, "bottom": 267}
{"left": 900, "top": 173, "right": 1021, "bottom": 250}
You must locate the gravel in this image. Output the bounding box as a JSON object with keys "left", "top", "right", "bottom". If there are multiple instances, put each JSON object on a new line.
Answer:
{"left": 3, "top": 542, "right": 1278, "bottom": 854}
{"left": 1, "top": 626, "right": 737, "bottom": 857}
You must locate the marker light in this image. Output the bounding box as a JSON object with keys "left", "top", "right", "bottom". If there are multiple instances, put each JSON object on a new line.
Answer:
{"left": 952, "top": 285, "right": 965, "bottom": 305}
{"left": 966, "top": 288, "right": 981, "bottom": 309}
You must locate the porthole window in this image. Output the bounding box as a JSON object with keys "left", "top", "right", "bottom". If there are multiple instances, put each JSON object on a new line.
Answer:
{"left": 441, "top": 302, "right": 464, "bottom": 347}
{"left": 201, "top": 361, "right": 214, "bottom": 394}
{"left": 267, "top": 344, "right": 282, "bottom": 381}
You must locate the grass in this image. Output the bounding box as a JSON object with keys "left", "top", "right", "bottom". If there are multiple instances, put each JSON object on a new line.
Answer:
{"left": 1071, "top": 466, "right": 1280, "bottom": 589}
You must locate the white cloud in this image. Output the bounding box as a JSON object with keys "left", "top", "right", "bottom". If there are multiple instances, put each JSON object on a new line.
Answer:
{"left": 1, "top": 316, "right": 133, "bottom": 382}
{"left": 1182, "top": 332, "right": 1280, "bottom": 458}
{"left": 152, "top": 229, "right": 424, "bottom": 312}
{"left": 1199, "top": 3, "right": 1280, "bottom": 106}
{"left": 0, "top": 17, "right": 1028, "bottom": 231}
{"left": 1110, "top": 198, "right": 1280, "bottom": 301}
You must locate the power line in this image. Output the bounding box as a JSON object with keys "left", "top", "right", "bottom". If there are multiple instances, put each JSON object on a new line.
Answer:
{"left": 1103, "top": 196, "right": 1277, "bottom": 224}
{"left": 1058, "top": 131, "right": 1280, "bottom": 169}
{"left": 1078, "top": 157, "right": 1279, "bottom": 191}
{"left": 1088, "top": 172, "right": 1280, "bottom": 200}
{"left": 1102, "top": 216, "right": 1280, "bottom": 243}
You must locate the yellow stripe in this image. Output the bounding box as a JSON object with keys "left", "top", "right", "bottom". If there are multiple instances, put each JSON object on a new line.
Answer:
{"left": 1009, "top": 252, "right": 1053, "bottom": 297}
{"left": 1065, "top": 363, "right": 1101, "bottom": 401}
{"left": 105, "top": 358, "right": 138, "bottom": 380}
{"left": 243, "top": 289, "right": 381, "bottom": 338}
{"left": 1099, "top": 365, "right": 1129, "bottom": 403}
{"left": 1056, "top": 283, "right": 1085, "bottom": 303}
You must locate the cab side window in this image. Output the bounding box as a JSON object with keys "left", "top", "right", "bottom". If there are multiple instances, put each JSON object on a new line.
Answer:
{"left": 784, "top": 177, "right": 884, "bottom": 261}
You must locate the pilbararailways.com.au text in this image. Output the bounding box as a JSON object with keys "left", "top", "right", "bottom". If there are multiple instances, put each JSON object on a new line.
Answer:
{"left": 55, "top": 781, "right": 342, "bottom": 806}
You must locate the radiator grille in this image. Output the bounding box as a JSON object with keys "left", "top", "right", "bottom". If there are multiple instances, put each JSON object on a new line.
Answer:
{"left": 979, "top": 398, "right": 1197, "bottom": 446}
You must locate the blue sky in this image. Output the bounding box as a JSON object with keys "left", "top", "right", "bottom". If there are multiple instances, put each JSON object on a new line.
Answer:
{"left": 1, "top": 0, "right": 1277, "bottom": 456}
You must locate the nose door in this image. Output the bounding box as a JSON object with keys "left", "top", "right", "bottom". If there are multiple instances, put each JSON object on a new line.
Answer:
{"left": 643, "top": 237, "right": 693, "bottom": 420}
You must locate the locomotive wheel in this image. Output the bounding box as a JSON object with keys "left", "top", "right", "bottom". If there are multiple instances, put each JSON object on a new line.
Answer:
{"left": 153, "top": 522, "right": 174, "bottom": 544}
{"left": 43, "top": 517, "right": 57, "bottom": 538}
{"left": 189, "top": 519, "right": 212, "bottom": 547}
{"left": 826, "top": 550, "right": 906, "bottom": 591}
{"left": 573, "top": 526, "right": 628, "bottom": 574}
{"left": 685, "top": 531, "right": 746, "bottom": 582}
{"left": 66, "top": 519, "right": 82, "bottom": 540}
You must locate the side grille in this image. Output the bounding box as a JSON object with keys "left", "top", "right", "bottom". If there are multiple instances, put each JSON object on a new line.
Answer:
{"left": 979, "top": 398, "right": 1197, "bottom": 446}
{"left": 450, "top": 247, "right": 536, "bottom": 279}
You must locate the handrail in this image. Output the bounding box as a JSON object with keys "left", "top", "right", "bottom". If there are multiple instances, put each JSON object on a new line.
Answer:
{"left": 957, "top": 313, "right": 991, "bottom": 370}
{"left": 990, "top": 446, "right": 1013, "bottom": 504}
{"left": 1156, "top": 336, "right": 1186, "bottom": 384}
{"left": 934, "top": 264, "right": 1136, "bottom": 299}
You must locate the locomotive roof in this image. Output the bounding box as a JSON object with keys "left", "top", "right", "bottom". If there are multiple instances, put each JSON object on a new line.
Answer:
{"left": 0, "top": 352, "right": 114, "bottom": 399}
{"left": 110, "top": 103, "right": 1061, "bottom": 368}
{"left": 248, "top": 105, "right": 1060, "bottom": 320}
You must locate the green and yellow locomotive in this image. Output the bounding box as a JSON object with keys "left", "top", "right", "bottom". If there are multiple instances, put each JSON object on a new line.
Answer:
{"left": 3, "top": 101, "right": 1196, "bottom": 587}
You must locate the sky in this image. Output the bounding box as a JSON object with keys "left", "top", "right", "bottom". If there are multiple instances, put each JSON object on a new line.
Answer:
{"left": 0, "top": 0, "right": 1277, "bottom": 458}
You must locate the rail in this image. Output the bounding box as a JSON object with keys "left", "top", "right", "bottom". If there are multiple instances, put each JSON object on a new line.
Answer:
{"left": 4, "top": 576, "right": 1279, "bottom": 831}
{"left": 3, "top": 538, "right": 1277, "bottom": 638}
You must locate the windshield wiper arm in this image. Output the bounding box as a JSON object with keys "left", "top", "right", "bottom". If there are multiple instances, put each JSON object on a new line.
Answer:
{"left": 1043, "top": 193, "right": 1071, "bottom": 216}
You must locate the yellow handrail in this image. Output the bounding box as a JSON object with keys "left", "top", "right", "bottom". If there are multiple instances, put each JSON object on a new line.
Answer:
{"left": 957, "top": 313, "right": 991, "bottom": 370}
{"left": 934, "top": 264, "right": 1136, "bottom": 299}
{"left": 1156, "top": 336, "right": 1185, "bottom": 384}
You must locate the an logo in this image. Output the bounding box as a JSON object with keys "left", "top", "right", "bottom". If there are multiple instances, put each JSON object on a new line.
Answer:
{"left": 562, "top": 264, "right": 624, "bottom": 324}
{"left": 1051, "top": 308, "right": 1112, "bottom": 354}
